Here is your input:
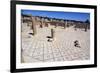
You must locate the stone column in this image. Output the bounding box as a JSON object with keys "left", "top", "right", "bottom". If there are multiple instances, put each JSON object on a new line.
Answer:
{"left": 64, "top": 21, "right": 67, "bottom": 29}
{"left": 51, "top": 29, "right": 55, "bottom": 40}
{"left": 85, "top": 23, "right": 87, "bottom": 32}
{"left": 55, "top": 23, "right": 57, "bottom": 28}
{"left": 27, "top": 21, "right": 30, "bottom": 26}
{"left": 55, "top": 21, "right": 58, "bottom": 28}
{"left": 30, "top": 15, "right": 36, "bottom": 35}
{"left": 40, "top": 18, "right": 44, "bottom": 28}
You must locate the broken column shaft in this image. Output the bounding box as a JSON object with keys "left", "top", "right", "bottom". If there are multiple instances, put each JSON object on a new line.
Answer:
{"left": 51, "top": 29, "right": 55, "bottom": 39}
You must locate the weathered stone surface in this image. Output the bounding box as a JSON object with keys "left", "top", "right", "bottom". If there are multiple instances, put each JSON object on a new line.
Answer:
{"left": 21, "top": 23, "right": 90, "bottom": 63}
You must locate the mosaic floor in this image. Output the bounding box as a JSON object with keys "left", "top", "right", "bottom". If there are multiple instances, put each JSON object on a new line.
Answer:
{"left": 21, "top": 23, "right": 90, "bottom": 63}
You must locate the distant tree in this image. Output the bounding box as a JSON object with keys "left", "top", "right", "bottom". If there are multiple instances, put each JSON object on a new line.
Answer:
{"left": 85, "top": 19, "right": 90, "bottom": 24}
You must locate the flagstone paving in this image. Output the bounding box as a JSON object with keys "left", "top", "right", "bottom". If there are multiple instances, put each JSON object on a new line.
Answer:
{"left": 21, "top": 23, "right": 90, "bottom": 63}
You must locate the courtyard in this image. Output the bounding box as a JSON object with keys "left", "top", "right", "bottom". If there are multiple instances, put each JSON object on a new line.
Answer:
{"left": 21, "top": 22, "right": 90, "bottom": 63}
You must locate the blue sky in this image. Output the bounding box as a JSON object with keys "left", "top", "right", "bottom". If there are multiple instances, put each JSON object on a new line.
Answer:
{"left": 21, "top": 9, "right": 90, "bottom": 22}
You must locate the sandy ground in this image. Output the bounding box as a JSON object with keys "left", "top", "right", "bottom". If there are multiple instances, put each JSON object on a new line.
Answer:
{"left": 21, "top": 23, "right": 90, "bottom": 63}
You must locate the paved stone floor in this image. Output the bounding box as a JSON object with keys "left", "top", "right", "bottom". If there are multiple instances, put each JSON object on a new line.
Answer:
{"left": 21, "top": 23, "right": 90, "bottom": 63}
